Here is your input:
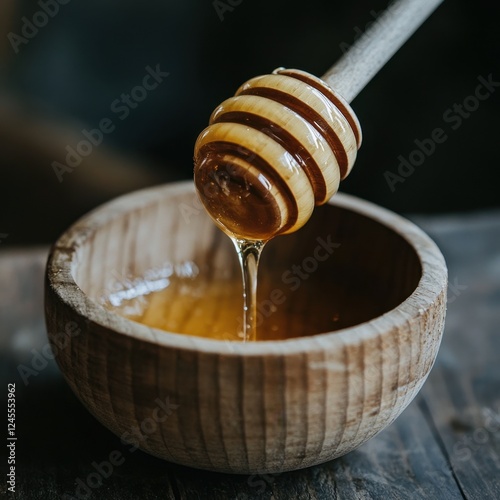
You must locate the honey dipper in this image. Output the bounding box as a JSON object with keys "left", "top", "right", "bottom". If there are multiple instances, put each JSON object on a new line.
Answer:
{"left": 194, "top": 0, "right": 443, "bottom": 242}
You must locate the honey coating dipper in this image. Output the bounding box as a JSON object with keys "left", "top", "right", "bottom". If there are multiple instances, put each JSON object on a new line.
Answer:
{"left": 194, "top": 0, "right": 443, "bottom": 241}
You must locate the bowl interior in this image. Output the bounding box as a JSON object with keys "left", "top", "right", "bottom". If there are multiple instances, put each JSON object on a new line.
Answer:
{"left": 72, "top": 188, "right": 422, "bottom": 341}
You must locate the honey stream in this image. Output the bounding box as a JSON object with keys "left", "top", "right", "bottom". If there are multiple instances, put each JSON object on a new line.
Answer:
{"left": 231, "top": 239, "right": 266, "bottom": 342}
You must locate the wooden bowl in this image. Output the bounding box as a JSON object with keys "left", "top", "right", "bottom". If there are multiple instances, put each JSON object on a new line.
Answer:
{"left": 44, "top": 181, "right": 447, "bottom": 474}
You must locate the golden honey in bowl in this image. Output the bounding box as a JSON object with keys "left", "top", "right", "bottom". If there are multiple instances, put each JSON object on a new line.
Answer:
{"left": 100, "top": 239, "right": 386, "bottom": 342}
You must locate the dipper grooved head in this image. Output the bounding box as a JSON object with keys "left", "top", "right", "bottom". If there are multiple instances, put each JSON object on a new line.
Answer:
{"left": 194, "top": 68, "right": 362, "bottom": 241}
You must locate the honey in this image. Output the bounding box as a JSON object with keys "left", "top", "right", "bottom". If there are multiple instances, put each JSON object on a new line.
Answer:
{"left": 100, "top": 258, "right": 383, "bottom": 342}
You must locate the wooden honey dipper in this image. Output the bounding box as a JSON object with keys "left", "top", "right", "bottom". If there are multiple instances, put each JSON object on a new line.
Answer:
{"left": 194, "top": 0, "right": 443, "bottom": 242}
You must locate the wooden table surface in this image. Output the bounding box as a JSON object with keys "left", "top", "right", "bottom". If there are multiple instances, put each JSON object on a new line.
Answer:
{"left": 1, "top": 211, "right": 499, "bottom": 499}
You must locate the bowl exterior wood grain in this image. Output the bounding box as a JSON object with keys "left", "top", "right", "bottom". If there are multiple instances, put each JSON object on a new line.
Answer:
{"left": 45, "top": 181, "right": 447, "bottom": 474}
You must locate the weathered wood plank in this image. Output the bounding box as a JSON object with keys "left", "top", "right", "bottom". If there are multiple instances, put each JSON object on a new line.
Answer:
{"left": 1, "top": 209, "right": 499, "bottom": 499}
{"left": 414, "top": 212, "right": 500, "bottom": 500}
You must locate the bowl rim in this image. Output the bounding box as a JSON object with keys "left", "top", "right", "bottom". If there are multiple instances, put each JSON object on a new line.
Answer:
{"left": 46, "top": 181, "right": 447, "bottom": 356}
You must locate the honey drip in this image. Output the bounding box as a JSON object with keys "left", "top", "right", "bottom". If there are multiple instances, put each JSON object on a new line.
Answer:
{"left": 231, "top": 238, "right": 265, "bottom": 342}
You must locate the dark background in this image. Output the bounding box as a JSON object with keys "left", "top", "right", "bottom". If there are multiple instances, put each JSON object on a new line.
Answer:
{"left": 0, "top": 0, "right": 499, "bottom": 246}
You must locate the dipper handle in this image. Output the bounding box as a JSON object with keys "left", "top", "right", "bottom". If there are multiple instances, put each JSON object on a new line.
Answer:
{"left": 323, "top": 0, "right": 443, "bottom": 101}
{"left": 194, "top": 0, "right": 443, "bottom": 241}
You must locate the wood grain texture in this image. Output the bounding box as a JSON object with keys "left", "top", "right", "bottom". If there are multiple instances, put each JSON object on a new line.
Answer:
{"left": 3, "top": 208, "right": 499, "bottom": 498}
{"left": 43, "top": 181, "right": 447, "bottom": 475}
{"left": 413, "top": 212, "right": 500, "bottom": 499}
